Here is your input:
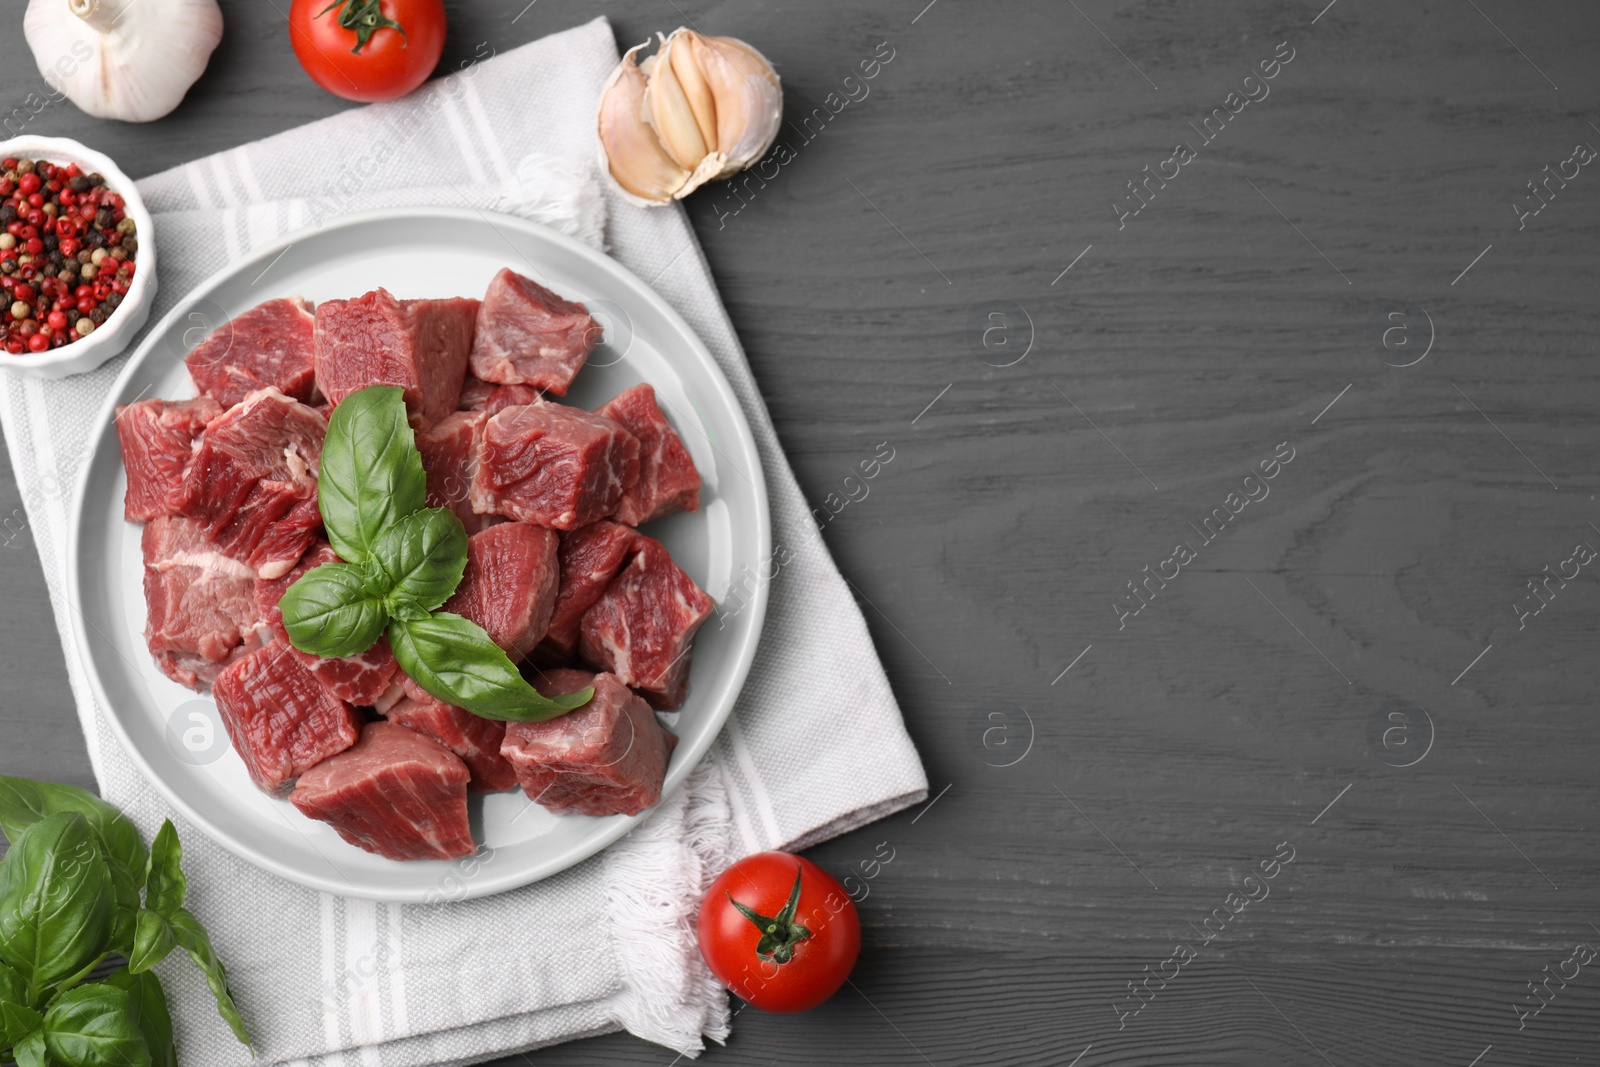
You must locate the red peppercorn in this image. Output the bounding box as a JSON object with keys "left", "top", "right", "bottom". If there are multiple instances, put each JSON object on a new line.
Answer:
{"left": 26, "top": 332, "right": 47, "bottom": 352}
{"left": 24, "top": 237, "right": 42, "bottom": 256}
{"left": 76, "top": 297, "right": 95, "bottom": 314}
{"left": 4, "top": 341, "right": 21, "bottom": 355}
{"left": 17, "top": 173, "right": 40, "bottom": 196}
{"left": 46, "top": 310, "right": 66, "bottom": 330}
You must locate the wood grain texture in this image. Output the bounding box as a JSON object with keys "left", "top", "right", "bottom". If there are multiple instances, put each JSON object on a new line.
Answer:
{"left": 2, "top": 1, "right": 1598, "bottom": 1064}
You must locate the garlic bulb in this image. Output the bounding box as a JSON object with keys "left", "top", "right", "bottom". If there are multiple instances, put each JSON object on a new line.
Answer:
{"left": 598, "top": 29, "right": 782, "bottom": 206}
{"left": 24, "top": 0, "right": 224, "bottom": 123}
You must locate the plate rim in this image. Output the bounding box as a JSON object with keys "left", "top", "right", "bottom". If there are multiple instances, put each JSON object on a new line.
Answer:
{"left": 65, "top": 206, "right": 770, "bottom": 901}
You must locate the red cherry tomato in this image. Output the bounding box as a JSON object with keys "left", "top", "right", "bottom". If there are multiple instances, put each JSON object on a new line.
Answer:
{"left": 288, "top": 0, "right": 446, "bottom": 103}
{"left": 696, "top": 852, "right": 860, "bottom": 1013}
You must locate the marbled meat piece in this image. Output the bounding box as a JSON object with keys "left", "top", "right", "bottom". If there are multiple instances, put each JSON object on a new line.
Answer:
{"left": 173, "top": 388, "right": 325, "bottom": 579}
{"left": 381, "top": 690, "right": 515, "bottom": 793}
{"left": 440, "top": 522, "right": 559, "bottom": 660}
{"left": 541, "top": 521, "right": 637, "bottom": 660}
{"left": 595, "top": 384, "right": 700, "bottom": 526}
{"left": 116, "top": 396, "right": 223, "bottom": 522}
{"left": 468, "top": 267, "right": 597, "bottom": 395}
{"left": 314, "top": 288, "right": 477, "bottom": 425}
{"left": 415, "top": 410, "right": 497, "bottom": 535}
{"left": 290, "top": 721, "right": 475, "bottom": 860}
{"left": 212, "top": 640, "right": 362, "bottom": 795}
{"left": 501, "top": 669, "right": 677, "bottom": 817}
{"left": 579, "top": 535, "right": 713, "bottom": 710}
{"left": 254, "top": 542, "right": 398, "bottom": 705}
{"left": 469, "top": 402, "right": 639, "bottom": 530}
{"left": 186, "top": 297, "right": 318, "bottom": 408}
{"left": 483, "top": 383, "right": 544, "bottom": 416}
{"left": 457, "top": 375, "right": 497, "bottom": 411}
{"left": 142, "top": 515, "right": 266, "bottom": 690}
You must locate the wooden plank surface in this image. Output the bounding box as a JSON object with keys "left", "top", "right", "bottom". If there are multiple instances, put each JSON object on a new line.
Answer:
{"left": 3, "top": 1, "right": 1598, "bottom": 1064}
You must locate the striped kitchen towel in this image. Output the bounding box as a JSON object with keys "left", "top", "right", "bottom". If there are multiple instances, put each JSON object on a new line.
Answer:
{"left": 0, "top": 16, "right": 926, "bottom": 1065}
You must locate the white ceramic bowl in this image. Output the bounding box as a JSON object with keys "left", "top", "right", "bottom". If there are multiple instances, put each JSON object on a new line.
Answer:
{"left": 0, "top": 135, "right": 156, "bottom": 379}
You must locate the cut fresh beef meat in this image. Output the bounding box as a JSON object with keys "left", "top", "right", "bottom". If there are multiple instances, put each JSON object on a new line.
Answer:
{"left": 541, "top": 521, "right": 637, "bottom": 660}
{"left": 579, "top": 536, "right": 713, "bottom": 710}
{"left": 595, "top": 384, "right": 701, "bottom": 526}
{"left": 173, "top": 388, "right": 325, "bottom": 579}
{"left": 187, "top": 297, "right": 317, "bottom": 408}
{"left": 116, "top": 396, "right": 223, "bottom": 522}
{"left": 457, "top": 375, "right": 496, "bottom": 411}
{"left": 484, "top": 384, "right": 544, "bottom": 416}
{"left": 381, "top": 691, "right": 514, "bottom": 793}
{"left": 314, "top": 288, "right": 477, "bottom": 425}
{"left": 415, "top": 411, "right": 497, "bottom": 535}
{"left": 469, "top": 403, "right": 639, "bottom": 530}
{"left": 212, "top": 640, "right": 362, "bottom": 795}
{"left": 441, "top": 523, "right": 559, "bottom": 660}
{"left": 255, "top": 542, "right": 398, "bottom": 705}
{"left": 468, "top": 268, "right": 598, "bottom": 395}
{"left": 142, "top": 515, "right": 266, "bottom": 690}
{"left": 502, "top": 669, "right": 677, "bottom": 817}
{"left": 290, "top": 721, "right": 475, "bottom": 860}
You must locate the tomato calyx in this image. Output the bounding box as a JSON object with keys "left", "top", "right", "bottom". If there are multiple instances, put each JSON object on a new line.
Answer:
{"left": 317, "top": 0, "right": 407, "bottom": 54}
{"left": 726, "top": 866, "right": 813, "bottom": 964}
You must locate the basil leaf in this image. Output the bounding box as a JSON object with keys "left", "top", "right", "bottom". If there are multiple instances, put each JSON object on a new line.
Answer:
{"left": 167, "top": 908, "right": 250, "bottom": 1049}
{"left": 102, "top": 970, "right": 175, "bottom": 1067}
{"left": 0, "top": 778, "right": 146, "bottom": 953}
{"left": 0, "top": 961, "right": 26, "bottom": 1007}
{"left": 388, "top": 614, "right": 593, "bottom": 721}
{"left": 125, "top": 911, "right": 175, "bottom": 976}
{"left": 0, "top": 814, "right": 112, "bottom": 1002}
{"left": 372, "top": 507, "right": 468, "bottom": 615}
{"left": 141, "top": 822, "right": 184, "bottom": 919}
{"left": 0, "top": 999, "right": 42, "bottom": 1049}
{"left": 318, "top": 385, "right": 427, "bottom": 564}
{"left": 12, "top": 1027, "right": 46, "bottom": 1067}
{"left": 280, "top": 563, "right": 390, "bottom": 659}
{"left": 42, "top": 984, "right": 150, "bottom": 1067}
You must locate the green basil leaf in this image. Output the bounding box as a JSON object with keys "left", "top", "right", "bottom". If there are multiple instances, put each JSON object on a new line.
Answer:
{"left": 102, "top": 970, "right": 175, "bottom": 1067}
{"left": 42, "top": 984, "right": 150, "bottom": 1067}
{"left": 0, "top": 777, "right": 147, "bottom": 950}
{"left": 125, "top": 912, "right": 175, "bottom": 976}
{"left": 280, "top": 563, "right": 390, "bottom": 658}
{"left": 318, "top": 385, "right": 427, "bottom": 564}
{"left": 167, "top": 908, "right": 250, "bottom": 1050}
{"left": 12, "top": 1026, "right": 47, "bottom": 1067}
{"left": 0, "top": 813, "right": 112, "bottom": 1002}
{"left": 0, "top": 1000, "right": 42, "bottom": 1049}
{"left": 387, "top": 614, "right": 593, "bottom": 721}
{"left": 0, "top": 961, "right": 27, "bottom": 1008}
{"left": 140, "top": 822, "right": 183, "bottom": 919}
{"left": 372, "top": 507, "right": 468, "bottom": 614}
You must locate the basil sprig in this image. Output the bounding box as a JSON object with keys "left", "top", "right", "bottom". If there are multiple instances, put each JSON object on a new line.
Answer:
{"left": 282, "top": 385, "right": 592, "bottom": 720}
{"left": 0, "top": 776, "right": 251, "bottom": 1065}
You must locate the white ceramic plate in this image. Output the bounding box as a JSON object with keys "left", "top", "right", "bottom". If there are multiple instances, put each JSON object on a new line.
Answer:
{"left": 67, "top": 208, "right": 770, "bottom": 902}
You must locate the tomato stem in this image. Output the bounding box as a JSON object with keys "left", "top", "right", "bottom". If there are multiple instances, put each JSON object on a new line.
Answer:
{"left": 726, "top": 866, "right": 812, "bottom": 964}
{"left": 317, "top": 0, "right": 407, "bottom": 55}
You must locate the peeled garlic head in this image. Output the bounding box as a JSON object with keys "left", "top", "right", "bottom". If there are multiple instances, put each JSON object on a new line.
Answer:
{"left": 25, "top": 0, "right": 224, "bottom": 123}
{"left": 597, "top": 28, "right": 783, "bottom": 206}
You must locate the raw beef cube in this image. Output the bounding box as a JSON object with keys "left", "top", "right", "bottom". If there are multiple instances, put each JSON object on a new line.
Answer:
{"left": 501, "top": 669, "right": 677, "bottom": 817}
{"left": 314, "top": 288, "right": 477, "bottom": 425}
{"left": 595, "top": 384, "right": 701, "bottom": 525}
{"left": 142, "top": 516, "right": 266, "bottom": 691}
{"left": 187, "top": 297, "right": 318, "bottom": 408}
{"left": 441, "top": 523, "right": 559, "bottom": 659}
{"left": 173, "top": 388, "right": 325, "bottom": 579}
{"left": 468, "top": 268, "right": 598, "bottom": 395}
{"left": 116, "top": 396, "right": 223, "bottom": 521}
{"left": 213, "top": 640, "right": 362, "bottom": 795}
{"left": 484, "top": 384, "right": 544, "bottom": 416}
{"left": 416, "top": 411, "right": 497, "bottom": 535}
{"left": 254, "top": 542, "right": 399, "bottom": 705}
{"left": 382, "top": 691, "right": 515, "bottom": 793}
{"left": 470, "top": 403, "right": 640, "bottom": 530}
{"left": 457, "top": 375, "right": 497, "bottom": 411}
{"left": 541, "top": 521, "right": 637, "bottom": 660}
{"left": 290, "top": 721, "right": 475, "bottom": 861}
{"left": 579, "top": 536, "right": 713, "bottom": 710}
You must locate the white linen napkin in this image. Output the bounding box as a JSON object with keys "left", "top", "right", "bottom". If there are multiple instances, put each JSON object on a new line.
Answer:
{"left": 0, "top": 17, "right": 926, "bottom": 1065}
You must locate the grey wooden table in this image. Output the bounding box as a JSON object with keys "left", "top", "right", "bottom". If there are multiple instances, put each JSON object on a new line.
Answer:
{"left": 4, "top": 1, "right": 1598, "bottom": 1064}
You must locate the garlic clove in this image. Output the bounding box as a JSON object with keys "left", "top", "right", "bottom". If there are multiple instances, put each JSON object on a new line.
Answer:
{"left": 690, "top": 33, "right": 783, "bottom": 179}
{"left": 666, "top": 30, "right": 720, "bottom": 160}
{"left": 597, "top": 43, "right": 693, "bottom": 205}
{"left": 642, "top": 31, "right": 712, "bottom": 172}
